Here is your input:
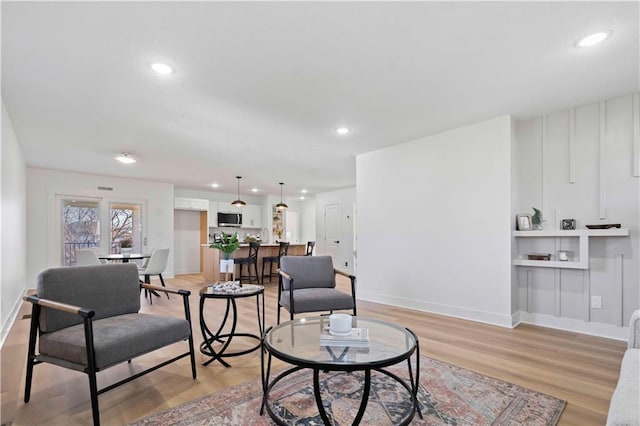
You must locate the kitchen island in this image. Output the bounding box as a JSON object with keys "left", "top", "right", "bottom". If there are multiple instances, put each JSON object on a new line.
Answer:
{"left": 201, "top": 243, "right": 306, "bottom": 283}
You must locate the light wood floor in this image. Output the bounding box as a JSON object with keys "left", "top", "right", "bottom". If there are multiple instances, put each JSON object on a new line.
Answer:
{"left": 1, "top": 273, "right": 626, "bottom": 425}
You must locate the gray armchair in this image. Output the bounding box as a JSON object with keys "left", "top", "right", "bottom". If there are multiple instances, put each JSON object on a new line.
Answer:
{"left": 23, "top": 263, "right": 196, "bottom": 425}
{"left": 277, "top": 255, "right": 356, "bottom": 323}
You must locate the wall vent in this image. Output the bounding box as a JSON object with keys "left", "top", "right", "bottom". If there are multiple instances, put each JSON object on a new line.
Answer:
{"left": 97, "top": 186, "right": 114, "bottom": 191}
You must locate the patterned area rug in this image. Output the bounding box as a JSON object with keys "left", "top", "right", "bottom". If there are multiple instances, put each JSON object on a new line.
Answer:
{"left": 131, "top": 356, "right": 565, "bottom": 425}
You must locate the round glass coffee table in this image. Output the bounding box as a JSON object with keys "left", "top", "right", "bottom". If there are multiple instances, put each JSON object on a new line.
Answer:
{"left": 260, "top": 316, "right": 422, "bottom": 425}
{"left": 199, "top": 283, "right": 264, "bottom": 367}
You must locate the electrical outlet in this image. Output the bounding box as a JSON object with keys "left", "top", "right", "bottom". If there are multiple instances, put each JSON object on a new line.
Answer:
{"left": 591, "top": 296, "right": 602, "bottom": 309}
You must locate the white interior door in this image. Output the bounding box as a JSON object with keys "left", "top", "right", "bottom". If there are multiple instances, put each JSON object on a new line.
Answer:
{"left": 324, "top": 203, "right": 341, "bottom": 261}
{"left": 285, "top": 210, "right": 300, "bottom": 243}
{"left": 173, "top": 210, "right": 201, "bottom": 274}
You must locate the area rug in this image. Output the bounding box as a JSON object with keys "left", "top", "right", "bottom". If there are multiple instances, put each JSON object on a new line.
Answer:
{"left": 131, "top": 356, "right": 565, "bottom": 425}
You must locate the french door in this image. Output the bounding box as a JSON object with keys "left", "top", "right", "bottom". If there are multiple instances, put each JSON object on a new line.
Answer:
{"left": 58, "top": 196, "right": 145, "bottom": 266}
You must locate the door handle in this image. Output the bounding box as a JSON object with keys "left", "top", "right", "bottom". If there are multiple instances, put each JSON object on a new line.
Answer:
{"left": 334, "top": 240, "right": 340, "bottom": 244}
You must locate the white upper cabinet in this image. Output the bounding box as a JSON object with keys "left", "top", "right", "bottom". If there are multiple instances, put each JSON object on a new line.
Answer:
{"left": 241, "top": 204, "right": 262, "bottom": 228}
{"left": 174, "top": 197, "right": 208, "bottom": 211}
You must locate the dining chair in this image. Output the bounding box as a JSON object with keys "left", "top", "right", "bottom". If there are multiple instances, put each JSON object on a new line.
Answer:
{"left": 305, "top": 241, "right": 315, "bottom": 256}
{"left": 262, "top": 241, "right": 289, "bottom": 283}
{"left": 77, "top": 248, "right": 103, "bottom": 266}
{"left": 138, "top": 248, "right": 170, "bottom": 300}
{"left": 235, "top": 242, "right": 261, "bottom": 284}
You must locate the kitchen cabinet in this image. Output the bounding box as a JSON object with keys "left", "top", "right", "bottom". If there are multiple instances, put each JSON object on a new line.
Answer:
{"left": 242, "top": 204, "right": 262, "bottom": 229}
{"left": 208, "top": 201, "right": 218, "bottom": 227}
{"left": 217, "top": 202, "right": 241, "bottom": 214}
{"left": 174, "top": 197, "right": 209, "bottom": 211}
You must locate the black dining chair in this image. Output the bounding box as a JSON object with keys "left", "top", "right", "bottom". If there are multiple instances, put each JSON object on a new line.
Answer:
{"left": 262, "top": 241, "right": 289, "bottom": 283}
{"left": 235, "top": 242, "right": 261, "bottom": 284}
{"left": 305, "top": 241, "right": 315, "bottom": 256}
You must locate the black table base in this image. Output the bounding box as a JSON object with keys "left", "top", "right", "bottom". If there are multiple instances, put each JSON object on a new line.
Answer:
{"left": 199, "top": 288, "right": 264, "bottom": 367}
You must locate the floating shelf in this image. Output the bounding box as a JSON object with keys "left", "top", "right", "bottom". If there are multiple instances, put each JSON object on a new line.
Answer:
{"left": 513, "top": 228, "right": 629, "bottom": 269}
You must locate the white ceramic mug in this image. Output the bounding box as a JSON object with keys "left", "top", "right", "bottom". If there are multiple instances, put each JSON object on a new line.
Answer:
{"left": 329, "top": 313, "right": 352, "bottom": 334}
{"left": 558, "top": 250, "right": 569, "bottom": 261}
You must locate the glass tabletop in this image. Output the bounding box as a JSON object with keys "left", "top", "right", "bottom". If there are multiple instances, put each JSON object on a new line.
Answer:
{"left": 200, "top": 283, "right": 264, "bottom": 297}
{"left": 264, "top": 316, "right": 416, "bottom": 368}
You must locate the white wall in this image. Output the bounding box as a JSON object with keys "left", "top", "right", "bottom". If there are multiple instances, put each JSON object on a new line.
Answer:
{"left": 27, "top": 168, "right": 175, "bottom": 283}
{"left": 514, "top": 93, "right": 639, "bottom": 338}
{"left": 315, "top": 187, "right": 356, "bottom": 275}
{"left": 173, "top": 209, "right": 201, "bottom": 274}
{"left": 1, "top": 101, "right": 28, "bottom": 346}
{"left": 357, "top": 116, "right": 513, "bottom": 327}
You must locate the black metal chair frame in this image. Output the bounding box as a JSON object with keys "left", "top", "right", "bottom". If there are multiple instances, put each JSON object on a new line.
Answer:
{"left": 277, "top": 268, "right": 357, "bottom": 323}
{"left": 23, "top": 283, "right": 197, "bottom": 426}
{"left": 236, "top": 242, "right": 261, "bottom": 284}
{"left": 261, "top": 242, "right": 289, "bottom": 283}
{"left": 305, "top": 241, "right": 315, "bottom": 256}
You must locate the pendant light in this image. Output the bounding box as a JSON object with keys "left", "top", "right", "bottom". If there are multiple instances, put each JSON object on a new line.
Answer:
{"left": 231, "top": 176, "right": 246, "bottom": 207}
{"left": 275, "top": 182, "right": 288, "bottom": 210}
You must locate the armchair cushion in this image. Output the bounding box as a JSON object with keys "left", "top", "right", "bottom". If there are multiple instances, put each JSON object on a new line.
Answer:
{"left": 37, "top": 264, "right": 141, "bottom": 333}
{"left": 280, "top": 255, "right": 336, "bottom": 290}
{"left": 279, "top": 288, "right": 355, "bottom": 314}
{"left": 39, "top": 313, "right": 191, "bottom": 370}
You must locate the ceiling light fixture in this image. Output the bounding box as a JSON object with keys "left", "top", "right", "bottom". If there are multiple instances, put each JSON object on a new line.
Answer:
{"left": 577, "top": 31, "right": 611, "bottom": 48}
{"left": 115, "top": 152, "right": 136, "bottom": 164}
{"left": 301, "top": 189, "right": 308, "bottom": 194}
{"left": 251, "top": 188, "right": 259, "bottom": 193}
{"left": 276, "top": 182, "right": 288, "bottom": 210}
{"left": 336, "top": 127, "right": 351, "bottom": 135}
{"left": 231, "top": 176, "right": 246, "bottom": 207}
{"left": 211, "top": 183, "right": 219, "bottom": 188}
{"left": 149, "top": 62, "right": 175, "bottom": 75}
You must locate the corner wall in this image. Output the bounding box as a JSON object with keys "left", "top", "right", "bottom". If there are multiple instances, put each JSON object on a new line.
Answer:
{"left": 356, "top": 116, "right": 513, "bottom": 326}
{"left": 1, "top": 101, "right": 27, "bottom": 346}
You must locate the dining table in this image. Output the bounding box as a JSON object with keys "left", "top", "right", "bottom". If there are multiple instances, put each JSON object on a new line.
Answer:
{"left": 98, "top": 253, "right": 151, "bottom": 263}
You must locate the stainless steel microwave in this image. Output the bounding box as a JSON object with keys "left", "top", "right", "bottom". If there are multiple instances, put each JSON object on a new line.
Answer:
{"left": 217, "top": 212, "right": 242, "bottom": 227}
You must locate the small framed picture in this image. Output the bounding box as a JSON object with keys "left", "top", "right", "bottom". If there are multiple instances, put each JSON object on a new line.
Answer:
{"left": 516, "top": 214, "right": 532, "bottom": 230}
{"left": 561, "top": 219, "right": 576, "bottom": 230}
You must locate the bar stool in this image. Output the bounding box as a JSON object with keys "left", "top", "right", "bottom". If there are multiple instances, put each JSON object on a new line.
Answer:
{"left": 305, "top": 241, "right": 315, "bottom": 256}
{"left": 235, "top": 242, "right": 261, "bottom": 284}
{"left": 262, "top": 241, "right": 289, "bottom": 283}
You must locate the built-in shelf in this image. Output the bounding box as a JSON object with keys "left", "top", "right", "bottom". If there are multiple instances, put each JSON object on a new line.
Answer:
{"left": 513, "top": 228, "right": 629, "bottom": 269}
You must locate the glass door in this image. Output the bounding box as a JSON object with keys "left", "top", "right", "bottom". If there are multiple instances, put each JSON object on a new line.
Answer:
{"left": 110, "top": 203, "right": 143, "bottom": 253}
{"left": 61, "top": 198, "right": 101, "bottom": 266}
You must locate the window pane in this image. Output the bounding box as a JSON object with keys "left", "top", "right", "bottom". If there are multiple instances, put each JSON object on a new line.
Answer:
{"left": 110, "top": 203, "right": 141, "bottom": 253}
{"left": 62, "top": 200, "right": 100, "bottom": 266}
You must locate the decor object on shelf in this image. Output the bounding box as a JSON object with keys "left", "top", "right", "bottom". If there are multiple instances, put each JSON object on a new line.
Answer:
{"left": 527, "top": 253, "right": 551, "bottom": 261}
{"left": 120, "top": 237, "right": 133, "bottom": 255}
{"left": 231, "top": 176, "right": 246, "bottom": 207}
{"left": 561, "top": 219, "right": 576, "bottom": 230}
{"left": 210, "top": 232, "right": 240, "bottom": 273}
{"left": 516, "top": 214, "right": 532, "bottom": 230}
{"left": 585, "top": 223, "right": 621, "bottom": 229}
{"left": 558, "top": 250, "right": 570, "bottom": 261}
{"left": 531, "top": 207, "right": 543, "bottom": 230}
{"left": 275, "top": 182, "right": 288, "bottom": 210}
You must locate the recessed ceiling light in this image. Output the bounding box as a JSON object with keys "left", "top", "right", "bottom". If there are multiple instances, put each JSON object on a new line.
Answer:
{"left": 115, "top": 153, "right": 136, "bottom": 164}
{"left": 577, "top": 31, "right": 611, "bottom": 48}
{"left": 251, "top": 188, "right": 259, "bottom": 192}
{"left": 211, "top": 183, "right": 219, "bottom": 188}
{"left": 335, "top": 127, "right": 351, "bottom": 135}
{"left": 301, "top": 189, "right": 308, "bottom": 194}
{"left": 300, "top": 196, "right": 305, "bottom": 200}
{"left": 149, "top": 62, "right": 175, "bottom": 75}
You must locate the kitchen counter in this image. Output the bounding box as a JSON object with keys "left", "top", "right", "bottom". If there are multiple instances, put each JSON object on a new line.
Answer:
{"left": 202, "top": 243, "right": 305, "bottom": 282}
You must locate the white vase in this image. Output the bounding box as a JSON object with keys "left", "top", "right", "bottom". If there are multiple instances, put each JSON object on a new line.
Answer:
{"left": 121, "top": 248, "right": 132, "bottom": 256}
{"left": 220, "top": 259, "right": 234, "bottom": 273}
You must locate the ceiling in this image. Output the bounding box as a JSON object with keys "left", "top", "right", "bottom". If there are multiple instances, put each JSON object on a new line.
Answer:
{"left": 2, "top": 1, "right": 638, "bottom": 197}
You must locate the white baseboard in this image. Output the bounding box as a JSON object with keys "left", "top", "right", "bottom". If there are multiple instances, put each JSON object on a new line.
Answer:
{"left": 1, "top": 287, "right": 28, "bottom": 348}
{"left": 358, "top": 290, "right": 514, "bottom": 329}
{"left": 518, "top": 311, "right": 629, "bottom": 341}
{"left": 357, "top": 292, "right": 629, "bottom": 341}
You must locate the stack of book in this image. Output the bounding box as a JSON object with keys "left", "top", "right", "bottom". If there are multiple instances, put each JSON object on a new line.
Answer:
{"left": 320, "top": 327, "right": 369, "bottom": 347}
